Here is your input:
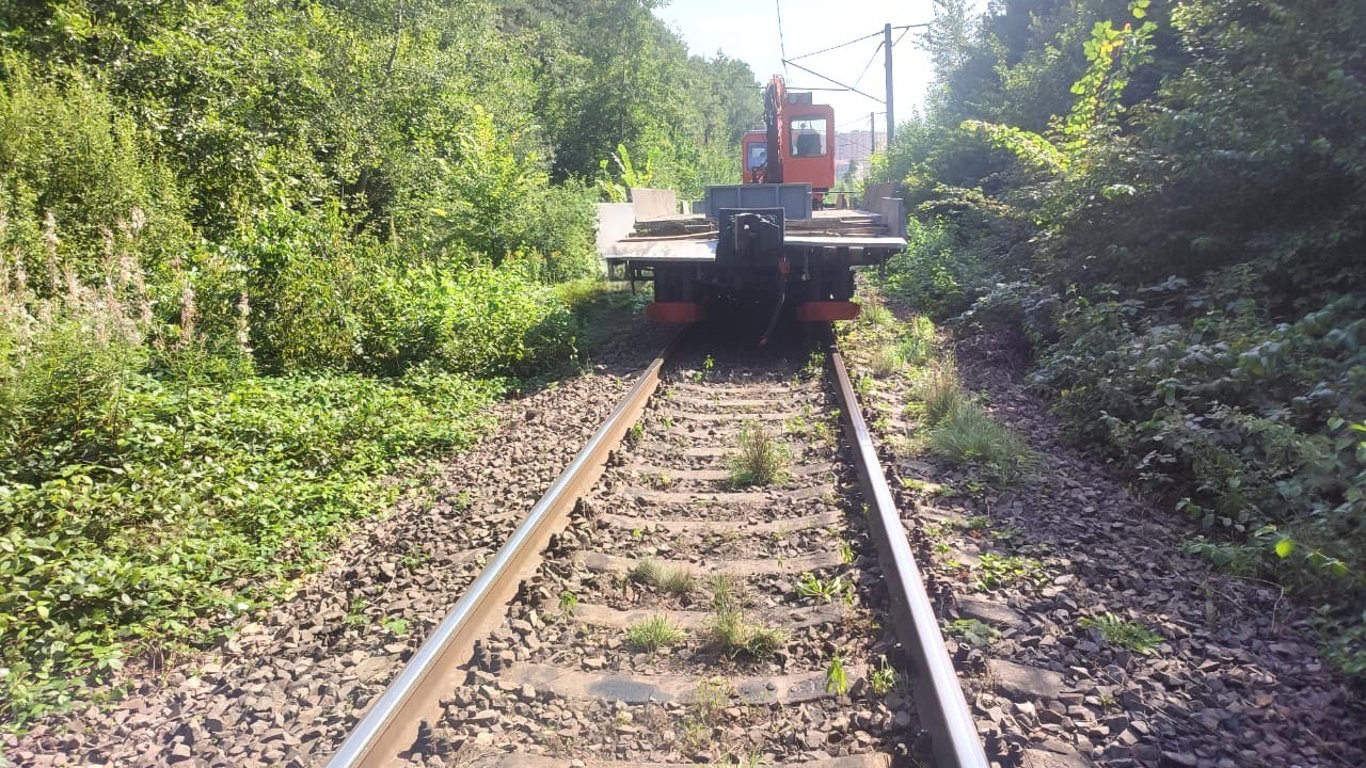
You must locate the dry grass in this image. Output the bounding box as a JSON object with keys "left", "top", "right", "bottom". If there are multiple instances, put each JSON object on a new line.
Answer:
{"left": 631, "top": 557, "right": 696, "bottom": 596}
{"left": 868, "top": 343, "right": 905, "bottom": 378}
{"left": 921, "top": 361, "right": 969, "bottom": 426}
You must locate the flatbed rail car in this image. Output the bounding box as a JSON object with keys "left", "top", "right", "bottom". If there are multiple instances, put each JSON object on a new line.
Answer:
{"left": 601, "top": 183, "right": 906, "bottom": 329}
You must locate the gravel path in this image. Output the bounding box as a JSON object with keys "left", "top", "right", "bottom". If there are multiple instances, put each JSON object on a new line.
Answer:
{"left": 7, "top": 323, "right": 671, "bottom": 767}
{"left": 842, "top": 290, "right": 1366, "bottom": 768}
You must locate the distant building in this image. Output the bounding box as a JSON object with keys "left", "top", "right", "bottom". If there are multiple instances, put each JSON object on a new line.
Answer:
{"left": 834, "top": 129, "right": 887, "bottom": 185}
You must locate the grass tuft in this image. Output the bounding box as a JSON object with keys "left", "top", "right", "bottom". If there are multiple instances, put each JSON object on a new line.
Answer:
{"left": 728, "top": 421, "right": 788, "bottom": 487}
{"left": 899, "top": 315, "right": 938, "bottom": 366}
{"left": 626, "top": 614, "right": 686, "bottom": 652}
{"left": 921, "top": 362, "right": 968, "bottom": 426}
{"left": 928, "top": 401, "right": 1034, "bottom": 482}
{"left": 1079, "top": 612, "right": 1162, "bottom": 653}
{"left": 631, "top": 557, "right": 696, "bottom": 596}
{"left": 860, "top": 303, "right": 895, "bottom": 328}
{"left": 704, "top": 574, "right": 786, "bottom": 659}
{"left": 868, "top": 344, "right": 905, "bottom": 378}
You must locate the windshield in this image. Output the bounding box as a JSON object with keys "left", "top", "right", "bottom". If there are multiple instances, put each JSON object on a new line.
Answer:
{"left": 789, "top": 117, "right": 828, "bottom": 157}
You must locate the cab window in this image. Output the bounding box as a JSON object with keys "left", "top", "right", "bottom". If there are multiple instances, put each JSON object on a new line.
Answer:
{"left": 789, "top": 117, "right": 828, "bottom": 157}
{"left": 746, "top": 144, "right": 767, "bottom": 170}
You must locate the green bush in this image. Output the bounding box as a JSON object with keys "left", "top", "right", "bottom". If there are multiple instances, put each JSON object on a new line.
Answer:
{"left": 0, "top": 283, "right": 148, "bottom": 485}
{"left": 881, "top": 217, "right": 986, "bottom": 317}
{"left": 432, "top": 265, "right": 578, "bottom": 380}
{"left": 0, "top": 57, "right": 191, "bottom": 285}
{"left": 517, "top": 180, "right": 602, "bottom": 283}
{"left": 1029, "top": 288, "right": 1365, "bottom": 649}
{"left": 869, "top": 0, "right": 1366, "bottom": 679}
{"left": 236, "top": 204, "right": 370, "bottom": 374}
{"left": 0, "top": 369, "right": 499, "bottom": 724}
{"left": 0, "top": 0, "right": 769, "bottom": 729}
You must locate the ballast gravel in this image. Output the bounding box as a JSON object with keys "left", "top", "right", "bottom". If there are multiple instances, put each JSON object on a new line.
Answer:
{"left": 6, "top": 323, "right": 671, "bottom": 767}
{"left": 842, "top": 292, "right": 1365, "bottom": 768}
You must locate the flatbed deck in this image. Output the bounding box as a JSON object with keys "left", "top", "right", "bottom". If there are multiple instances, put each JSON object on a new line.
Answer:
{"left": 602, "top": 209, "right": 906, "bottom": 267}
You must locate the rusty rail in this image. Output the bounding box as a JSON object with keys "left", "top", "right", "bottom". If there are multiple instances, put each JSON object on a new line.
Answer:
{"left": 829, "top": 341, "right": 990, "bottom": 768}
{"left": 326, "top": 332, "right": 684, "bottom": 768}
{"left": 329, "top": 326, "right": 984, "bottom": 767}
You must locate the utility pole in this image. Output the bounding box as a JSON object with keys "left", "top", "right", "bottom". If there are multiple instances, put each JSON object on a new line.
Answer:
{"left": 884, "top": 22, "right": 895, "bottom": 144}
{"left": 870, "top": 112, "right": 876, "bottom": 162}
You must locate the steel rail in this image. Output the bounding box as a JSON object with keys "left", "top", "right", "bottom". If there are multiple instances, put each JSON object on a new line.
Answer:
{"left": 828, "top": 340, "right": 989, "bottom": 768}
{"left": 327, "top": 331, "right": 685, "bottom": 768}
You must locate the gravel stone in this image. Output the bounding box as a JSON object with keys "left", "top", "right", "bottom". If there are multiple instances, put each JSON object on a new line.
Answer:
{"left": 842, "top": 286, "right": 1366, "bottom": 768}
{"left": 11, "top": 324, "right": 669, "bottom": 766}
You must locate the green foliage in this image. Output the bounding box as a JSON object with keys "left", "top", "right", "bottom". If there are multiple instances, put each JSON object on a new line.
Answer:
{"left": 0, "top": 0, "right": 766, "bottom": 729}
{"left": 1079, "top": 612, "right": 1162, "bottom": 653}
{"left": 928, "top": 401, "right": 1035, "bottom": 484}
{"left": 837, "top": 539, "right": 855, "bottom": 565}
{"left": 946, "top": 618, "right": 1000, "bottom": 647}
{"left": 869, "top": 656, "right": 900, "bottom": 695}
{"left": 1, "top": 298, "right": 146, "bottom": 483}
{"left": 0, "top": 365, "right": 498, "bottom": 723}
{"left": 974, "top": 553, "right": 1047, "bottom": 592}
{"left": 881, "top": 218, "right": 986, "bottom": 318}
{"left": 1317, "top": 608, "right": 1366, "bottom": 678}
{"left": 728, "top": 421, "right": 789, "bottom": 488}
{"left": 899, "top": 315, "right": 939, "bottom": 367}
{"left": 626, "top": 614, "right": 686, "bottom": 652}
{"left": 824, "top": 653, "right": 850, "bottom": 696}
{"left": 0, "top": 57, "right": 192, "bottom": 282}
{"left": 795, "top": 572, "right": 850, "bottom": 603}
{"left": 558, "top": 590, "right": 579, "bottom": 615}
{"left": 871, "top": 0, "right": 1366, "bottom": 678}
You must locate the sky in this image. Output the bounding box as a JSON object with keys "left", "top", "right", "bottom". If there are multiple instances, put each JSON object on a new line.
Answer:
{"left": 653, "top": 1, "right": 940, "bottom": 139}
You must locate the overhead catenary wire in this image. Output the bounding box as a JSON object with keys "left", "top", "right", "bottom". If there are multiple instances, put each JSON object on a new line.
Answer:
{"left": 852, "top": 40, "right": 884, "bottom": 89}
{"left": 786, "top": 30, "right": 884, "bottom": 62}
{"left": 836, "top": 114, "right": 882, "bottom": 134}
{"left": 781, "top": 58, "right": 883, "bottom": 103}
{"left": 775, "top": 0, "right": 790, "bottom": 77}
{"left": 779, "top": 21, "right": 932, "bottom": 108}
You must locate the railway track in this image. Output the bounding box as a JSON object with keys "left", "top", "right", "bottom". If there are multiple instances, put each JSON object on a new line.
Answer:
{"left": 327, "top": 330, "right": 986, "bottom": 768}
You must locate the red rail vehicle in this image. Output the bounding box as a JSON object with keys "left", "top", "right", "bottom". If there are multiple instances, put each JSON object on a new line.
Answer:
{"left": 601, "top": 76, "right": 905, "bottom": 342}
{"left": 741, "top": 76, "right": 836, "bottom": 208}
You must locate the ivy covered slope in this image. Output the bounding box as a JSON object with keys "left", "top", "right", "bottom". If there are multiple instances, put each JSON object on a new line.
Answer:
{"left": 0, "top": 0, "right": 761, "bottom": 724}
{"left": 871, "top": 0, "right": 1365, "bottom": 677}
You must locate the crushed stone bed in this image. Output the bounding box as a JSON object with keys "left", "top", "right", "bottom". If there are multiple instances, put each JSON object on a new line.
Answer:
{"left": 411, "top": 341, "right": 922, "bottom": 766}
{"left": 8, "top": 324, "right": 672, "bottom": 768}
{"left": 842, "top": 286, "right": 1366, "bottom": 768}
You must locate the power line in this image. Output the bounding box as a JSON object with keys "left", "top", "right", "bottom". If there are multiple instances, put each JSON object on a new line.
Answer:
{"left": 782, "top": 59, "right": 883, "bottom": 103}
{"left": 852, "top": 40, "right": 883, "bottom": 89}
{"left": 775, "top": 0, "right": 790, "bottom": 77}
{"left": 787, "top": 30, "right": 884, "bottom": 62}
{"left": 836, "top": 113, "right": 882, "bottom": 132}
